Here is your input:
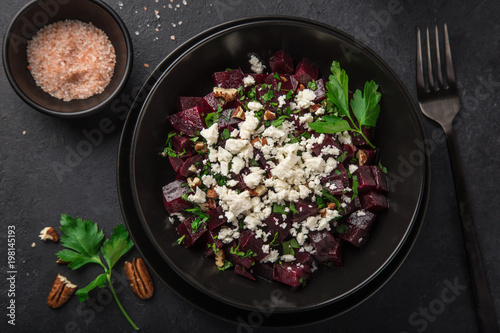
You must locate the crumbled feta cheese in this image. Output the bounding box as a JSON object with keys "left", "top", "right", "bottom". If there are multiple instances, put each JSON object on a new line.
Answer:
{"left": 249, "top": 55, "right": 265, "bottom": 74}
{"left": 202, "top": 174, "right": 216, "bottom": 187}
{"left": 243, "top": 75, "right": 256, "bottom": 87}
{"left": 187, "top": 187, "right": 206, "bottom": 204}
{"left": 238, "top": 111, "right": 260, "bottom": 139}
{"left": 262, "top": 249, "right": 279, "bottom": 263}
{"left": 226, "top": 179, "right": 238, "bottom": 187}
{"left": 243, "top": 167, "right": 265, "bottom": 188}
{"left": 220, "top": 161, "right": 229, "bottom": 176}
{"left": 294, "top": 88, "right": 316, "bottom": 109}
{"left": 280, "top": 254, "right": 296, "bottom": 262}
{"left": 337, "top": 131, "right": 352, "bottom": 145}
{"left": 230, "top": 129, "right": 239, "bottom": 137}
{"left": 349, "top": 164, "right": 358, "bottom": 174}
{"left": 277, "top": 95, "right": 286, "bottom": 108}
{"left": 231, "top": 156, "right": 245, "bottom": 174}
{"left": 262, "top": 244, "right": 270, "bottom": 254}
{"left": 225, "top": 139, "right": 249, "bottom": 154}
{"left": 247, "top": 101, "right": 263, "bottom": 112}
{"left": 217, "top": 146, "right": 233, "bottom": 162}
{"left": 200, "top": 123, "right": 219, "bottom": 146}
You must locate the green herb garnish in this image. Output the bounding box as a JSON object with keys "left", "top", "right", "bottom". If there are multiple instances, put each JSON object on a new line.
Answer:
{"left": 336, "top": 224, "right": 349, "bottom": 234}
{"left": 308, "top": 61, "right": 381, "bottom": 148}
{"left": 56, "top": 214, "right": 138, "bottom": 330}
{"left": 221, "top": 128, "right": 230, "bottom": 139}
{"left": 307, "top": 80, "right": 317, "bottom": 90}
{"left": 352, "top": 175, "right": 359, "bottom": 199}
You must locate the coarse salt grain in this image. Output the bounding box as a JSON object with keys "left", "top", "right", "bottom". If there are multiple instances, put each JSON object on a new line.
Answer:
{"left": 26, "top": 20, "right": 116, "bottom": 102}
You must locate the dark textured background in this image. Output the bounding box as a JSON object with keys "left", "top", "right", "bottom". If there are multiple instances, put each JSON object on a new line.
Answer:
{"left": 1, "top": 0, "right": 499, "bottom": 332}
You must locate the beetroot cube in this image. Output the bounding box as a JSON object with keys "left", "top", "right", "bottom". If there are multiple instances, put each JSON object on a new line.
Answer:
{"left": 168, "top": 106, "right": 208, "bottom": 136}
{"left": 213, "top": 69, "right": 243, "bottom": 89}
{"left": 353, "top": 165, "right": 376, "bottom": 193}
{"left": 238, "top": 230, "right": 267, "bottom": 261}
{"left": 370, "top": 165, "right": 389, "bottom": 193}
{"left": 352, "top": 126, "right": 375, "bottom": 146}
{"left": 203, "top": 92, "right": 221, "bottom": 112}
{"left": 343, "top": 144, "right": 358, "bottom": 163}
{"left": 263, "top": 213, "right": 291, "bottom": 243}
{"left": 177, "top": 96, "right": 205, "bottom": 112}
{"left": 236, "top": 256, "right": 255, "bottom": 270}
{"left": 168, "top": 156, "right": 184, "bottom": 173}
{"left": 217, "top": 108, "right": 243, "bottom": 130}
{"left": 321, "top": 164, "right": 349, "bottom": 196}
{"left": 269, "top": 50, "right": 294, "bottom": 74}
{"left": 342, "top": 225, "right": 369, "bottom": 248}
{"left": 360, "top": 190, "right": 388, "bottom": 213}
{"left": 202, "top": 229, "right": 223, "bottom": 257}
{"left": 249, "top": 73, "right": 268, "bottom": 85}
{"left": 273, "top": 263, "right": 312, "bottom": 287}
{"left": 178, "top": 155, "right": 204, "bottom": 177}
{"left": 347, "top": 209, "right": 376, "bottom": 231}
{"left": 313, "top": 78, "right": 326, "bottom": 102}
{"left": 252, "top": 262, "right": 274, "bottom": 281}
{"left": 295, "top": 251, "right": 315, "bottom": 266}
{"left": 312, "top": 134, "right": 343, "bottom": 157}
{"left": 294, "top": 58, "right": 319, "bottom": 85}
{"left": 292, "top": 199, "right": 318, "bottom": 223}
{"left": 235, "top": 264, "right": 256, "bottom": 281}
{"left": 172, "top": 134, "right": 194, "bottom": 156}
{"left": 206, "top": 206, "right": 227, "bottom": 230}
{"left": 176, "top": 216, "right": 207, "bottom": 247}
{"left": 162, "top": 180, "right": 192, "bottom": 214}
{"left": 309, "top": 230, "right": 343, "bottom": 267}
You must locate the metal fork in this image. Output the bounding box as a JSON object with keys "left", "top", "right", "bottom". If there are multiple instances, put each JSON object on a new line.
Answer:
{"left": 417, "top": 24, "right": 499, "bottom": 333}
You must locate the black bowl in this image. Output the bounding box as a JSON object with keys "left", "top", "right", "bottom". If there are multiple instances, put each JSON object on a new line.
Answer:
{"left": 120, "top": 17, "right": 429, "bottom": 324}
{"left": 2, "top": 0, "right": 133, "bottom": 117}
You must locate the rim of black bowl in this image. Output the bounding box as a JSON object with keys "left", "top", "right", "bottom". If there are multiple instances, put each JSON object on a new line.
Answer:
{"left": 119, "top": 15, "right": 430, "bottom": 322}
{"left": 2, "top": 0, "right": 133, "bottom": 118}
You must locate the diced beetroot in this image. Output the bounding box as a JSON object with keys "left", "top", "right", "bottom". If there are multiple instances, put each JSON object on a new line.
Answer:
{"left": 269, "top": 50, "right": 294, "bottom": 74}
{"left": 176, "top": 216, "right": 207, "bottom": 247}
{"left": 203, "top": 92, "right": 221, "bottom": 112}
{"left": 256, "top": 84, "right": 280, "bottom": 103}
{"left": 338, "top": 195, "right": 361, "bottom": 216}
{"left": 309, "top": 230, "right": 343, "bottom": 267}
{"left": 313, "top": 78, "right": 326, "bottom": 102}
{"left": 217, "top": 108, "right": 243, "bottom": 129}
{"left": 279, "top": 74, "right": 299, "bottom": 92}
{"left": 343, "top": 144, "right": 358, "bottom": 163}
{"left": 347, "top": 209, "right": 376, "bottom": 231}
{"left": 162, "top": 179, "right": 192, "bottom": 214}
{"left": 295, "top": 251, "right": 315, "bottom": 266}
{"left": 351, "top": 126, "right": 375, "bottom": 146}
{"left": 202, "top": 229, "right": 224, "bottom": 257}
{"left": 294, "top": 58, "right": 319, "bottom": 85}
{"left": 168, "top": 156, "right": 184, "bottom": 173}
{"left": 370, "top": 165, "right": 389, "bottom": 193}
{"left": 321, "top": 164, "right": 349, "bottom": 196}
{"left": 172, "top": 134, "right": 194, "bottom": 156}
{"left": 264, "top": 73, "right": 298, "bottom": 93}
{"left": 206, "top": 206, "right": 227, "bottom": 230}
{"left": 252, "top": 262, "right": 274, "bottom": 281}
{"left": 249, "top": 73, "right": 268, "bottom": 85}
{"left": 360, "top": 190, "right": 388, "bottom": 213}
{"left": 238, "top": 230, "right": 267, "bottom": 261}
{"left": 168, "top": 106, "right": 208, "bottom": 136}
{"left": 235, "top": 264, "right": 256, "bottom": 281}
{"left": 312, "top": 134, "right": 343, "bottom": 157}
{"left": 341, "top": 225, "right": 369, "bottom": 248}
{"left": 263, "top": 213, "right": 291, "bottom": 243}
{"left": 178, "top": 155, "right": 204, "bottom": 177}
{"left": 273, "top": 262, "right": 311, "bottom": 287}
{"left": 236, "top": 256, "right": 255, "bottom": 270}
{"left": 292, "top": 199, "right": 318, "bottom": 223}
{"left": 353, "top": 165, "right": 376, "bottom": 193}
{"left": 213, "top": 69, "right": 243, "bottom": 89}
{"left": 177, "top": 96, "right": 205, "bottom": 112}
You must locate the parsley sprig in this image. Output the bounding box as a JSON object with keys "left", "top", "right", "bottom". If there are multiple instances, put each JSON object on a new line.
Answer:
{"left": 56, "top": 214, "right": 138, "bottom": 330}
{"left": 308, "top": 61, "right": 381, "bottom": 148}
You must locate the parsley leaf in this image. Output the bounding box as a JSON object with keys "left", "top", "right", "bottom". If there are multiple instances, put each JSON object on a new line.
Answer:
{"left": 351, "top": 81, "right": 381, "bottom": 128}
{"left": 307, "top": 80, "right": 317, "bottom": 90}
{"left": 56, "top": 214, "right": 138, "bottom": 330}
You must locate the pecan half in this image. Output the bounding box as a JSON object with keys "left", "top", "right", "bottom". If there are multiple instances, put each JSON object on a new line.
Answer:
{"left": 264, "top": 110, "right": 276, "bottom": 121}
{"left": 47, "top": 274, "right": 77, "bottom": 309}
{"left": 124, "top": 258, "right": 154, "bottom": 300}
{"left": 39, "top": 227, "right": 59, "bottom": 242}
{"left": 232, "top": 106, "right": 245, "bottom": 120}
{"left": 215, "top": 249, "right": 225, "bottom": 268}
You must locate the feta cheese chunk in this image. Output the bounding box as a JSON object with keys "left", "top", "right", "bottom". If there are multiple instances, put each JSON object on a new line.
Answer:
{"left": 249, "top": 55, "right": 265, "bottom": 74}
{"left": 187, "top": 187, "right": 206, "bottom": 204}
{"left": 200, "top": 123, "right": 219, "bottom": 146}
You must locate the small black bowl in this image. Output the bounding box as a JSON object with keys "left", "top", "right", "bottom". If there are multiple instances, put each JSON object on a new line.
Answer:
{"left": 2, "top": 0, "right": 133, "bottom": 117}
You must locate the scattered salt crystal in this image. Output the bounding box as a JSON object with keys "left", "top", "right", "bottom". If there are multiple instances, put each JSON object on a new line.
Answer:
{"left": 144, "top": 64, "right": 149, "bottom": 68}
{"left": 168, "top": 4, "right": 172, "bottom": 8}
{"left": 170, "top": 35, "right": 176, "bottom": 40}
{"left": 183, "top": 0, "right": 187, "bottom": 5}
{"left": 22, "top": 130, "right": 26, "bottom": 135}
{"left": 172, "top": 23, "right": 176, "bottom": 27}
{"left": 178, "top": 21, "right": 183, "bottom": 25}
{"left": 135, "top": 31, "right": 140, "bottom": 35}
{"left": 31, "top": 242, "right": 36, "bottom": 247}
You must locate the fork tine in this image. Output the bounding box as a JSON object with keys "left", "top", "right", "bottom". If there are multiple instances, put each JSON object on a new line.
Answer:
{"left": 434, "top": 25, "right": 444, "bottom": 88}
{"left": 425, "top": 27, "right": 435, "bottom": 90}
{"left": 416, "top": 28, "right": 426, "bottom": 92}
{"left": 444, "top": 23, "right": 456, "bottom": 87}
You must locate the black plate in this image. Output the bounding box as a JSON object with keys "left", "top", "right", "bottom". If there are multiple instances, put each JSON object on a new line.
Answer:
{"left": 118, "top": 17, "right": 430, "bottom": 326}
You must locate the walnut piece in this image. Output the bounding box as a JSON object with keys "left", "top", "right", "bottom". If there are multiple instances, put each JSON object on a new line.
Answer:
{"left": 356, "top": 150, "right": 368, "bottom": 166}
{"left": 213, "top": 87, "right": 238, "bottom": 102}
{"left": 232, "top": 106, "right": 245, "bottom": 120}
{"left": 215, "top": 249, "right": 225, "bottom": 268}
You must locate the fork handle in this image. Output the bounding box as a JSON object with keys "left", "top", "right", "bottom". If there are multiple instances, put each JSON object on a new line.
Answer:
{"left": 443, "top": 123, "right": 499, "bottom": 333}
